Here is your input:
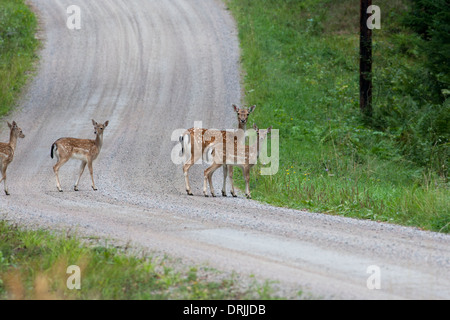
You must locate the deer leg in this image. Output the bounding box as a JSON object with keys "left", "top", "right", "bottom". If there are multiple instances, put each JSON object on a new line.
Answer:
{"left": 74, "top": 161, "right": 87, "bottom": 191}
{"left": 221, "top": 165, "right": 228, "bottom": 196}
{"left": 1, "top": 163, "right": 9, "bottom": 195}
{"left": 203, "top": 163, "right": 221, "bottom": 197}
{"left": 209, "top": 164, "right": 223, "bottom": 197}
{"left": 229, "top": 166, "right": 237, "bottom": 197}
{"left": 183, "top": 149, "right": 201, "bottom": 196}
{"left": 183, "top": 163, "right": 194, "bottom": 196}
{"left": 203, "top": 166, "right": 211, "bottom": 197}
{"left": 53, "top": 157, "right": 69, "bottom": 192}
{"left": 87, "top": 161, "right": 97, "bottom": 191}
{"left": 208, "top": 168, "right": 215, "bottom": 198}
{"left": 244, "top": 166, "right": 251, "bottom": 199}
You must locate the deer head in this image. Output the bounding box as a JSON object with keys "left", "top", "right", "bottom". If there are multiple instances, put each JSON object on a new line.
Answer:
{"left": 233, "top": 104, "right": 256, "bottom": 128}
{"left": 8, "top": 121, "right": 25, "bottom": 139}
{"left": 92, "top": 119, "right": 109, "bottom": 136}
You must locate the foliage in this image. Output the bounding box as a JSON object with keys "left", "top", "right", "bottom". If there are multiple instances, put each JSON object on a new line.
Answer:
{"left": 0, "top": 0, "right": 38, "bottom": 116}
{"left": 404, "top": 0, "right": 450, "bottom": 99}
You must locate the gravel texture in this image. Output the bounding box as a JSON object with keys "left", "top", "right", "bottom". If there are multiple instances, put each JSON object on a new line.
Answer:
{"left": 2, "top": 0, "right": 449, "bottom": 300}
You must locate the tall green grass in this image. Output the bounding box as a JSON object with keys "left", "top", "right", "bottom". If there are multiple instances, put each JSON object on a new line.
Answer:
{"left": 0, "top": 0, "right": 38, "bottom": 116}
{"left": 226, "top": 0, "right": 449, "bottom": 232}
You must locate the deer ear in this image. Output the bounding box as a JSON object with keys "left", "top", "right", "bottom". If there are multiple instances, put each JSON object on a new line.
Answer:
{"left": 253, "top": 123, "right": 258, "bottom": 131}
{"left": 249, "top": 105, "right": 256, "bottom": 113}
{"left": 7, "top": 122, "right": 12, "bottom": 129}
{"left": 92, "top": 119, "right": 97, "bottom": 126}
{"left": 233, "top": 104, "right": 239, "bottom": 112}
{"left": 267, "top": 126, "right": 272, "bottom": 133}
{"left": 104, "top": 120, "right": 109, "bottom": 127}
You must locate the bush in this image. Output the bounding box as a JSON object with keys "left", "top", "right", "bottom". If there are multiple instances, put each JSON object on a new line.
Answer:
{"left": 404, "top": 0, "right": 450, "bottom": 101}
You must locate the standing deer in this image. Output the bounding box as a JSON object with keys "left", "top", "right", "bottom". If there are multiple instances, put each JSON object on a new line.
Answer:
{"left": 203, "top": 124, "right": 271, "bottom": 199}
{"left": 179, "top": 104, "right": 255, "bottom": 196}
{"left": 0, "top": 121, "right": 25, "bottom": 195}
{"left": 50, "top": 119, "right": 109, "bottom": 192}
{"left": 228, "top": 105, "right": 256, "bottom": 192}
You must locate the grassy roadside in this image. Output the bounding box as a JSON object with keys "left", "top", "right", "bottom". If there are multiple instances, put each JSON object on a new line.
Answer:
{"left": 226, "top": 0, "right": 449, "bottom": 233}
{"left": 0, "top": 0, "right": 39, "bottom": 116}
{"left": 0, "top": 221, "right": 286, "bottom": 299}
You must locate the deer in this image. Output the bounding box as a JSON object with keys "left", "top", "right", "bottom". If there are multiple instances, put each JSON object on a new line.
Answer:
{"left": 0, "top": 121, "right": 25, "bottom": 195}
{"left": 228, "top": 104, "right": 256, "bottom": 192}
{"left": 50, "top": 119, "right": 109, "bottom": 192}
{"left": 179, "top": 104, "right": 255, "bottom": 196}
{"left": 203, "top": 124, "right": 271, "bottom": 199}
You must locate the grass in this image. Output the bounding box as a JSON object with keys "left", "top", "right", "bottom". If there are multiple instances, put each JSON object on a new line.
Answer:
{"left": 0, "top": 221, "right": 288, "bottom": 300}
{"left": 0, "top": 0, "right": 39, "bottom": 116}
{"left": 226, "top": 0, "right": 449, "bottom": 233}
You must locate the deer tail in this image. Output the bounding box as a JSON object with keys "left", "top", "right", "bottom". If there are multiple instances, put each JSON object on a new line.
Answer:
{"left": 50, "top": 143, "right": 56, "bottom": 159}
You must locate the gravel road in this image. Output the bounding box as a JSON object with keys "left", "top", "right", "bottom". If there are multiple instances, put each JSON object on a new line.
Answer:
{"left": 3, "top": 0, "right": 449, "bottom": 299}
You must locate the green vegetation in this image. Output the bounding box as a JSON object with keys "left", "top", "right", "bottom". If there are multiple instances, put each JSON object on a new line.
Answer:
{"left": 405, "top": 0, "right": 450, "bottom": 100}
{"left": 0, "top": 221, "right": 283, "bottom": 299}
{"left": 0, "top": 0, "right": 39, "bottom": 116}
{"left": 226, "top": 0, "right": 449, "bottom": 232}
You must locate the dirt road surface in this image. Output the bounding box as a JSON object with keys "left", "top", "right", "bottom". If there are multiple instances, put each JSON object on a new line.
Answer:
{"left": 3, "top": 0, "right": 449, "bottom": 299}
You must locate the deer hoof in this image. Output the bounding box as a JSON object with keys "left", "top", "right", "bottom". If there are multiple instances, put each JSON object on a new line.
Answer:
{"left": 5, "top": 191, "right": 10, "bottom": 196}
{"left": 74, "top": 186, "right": 79, "bottom": 191}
